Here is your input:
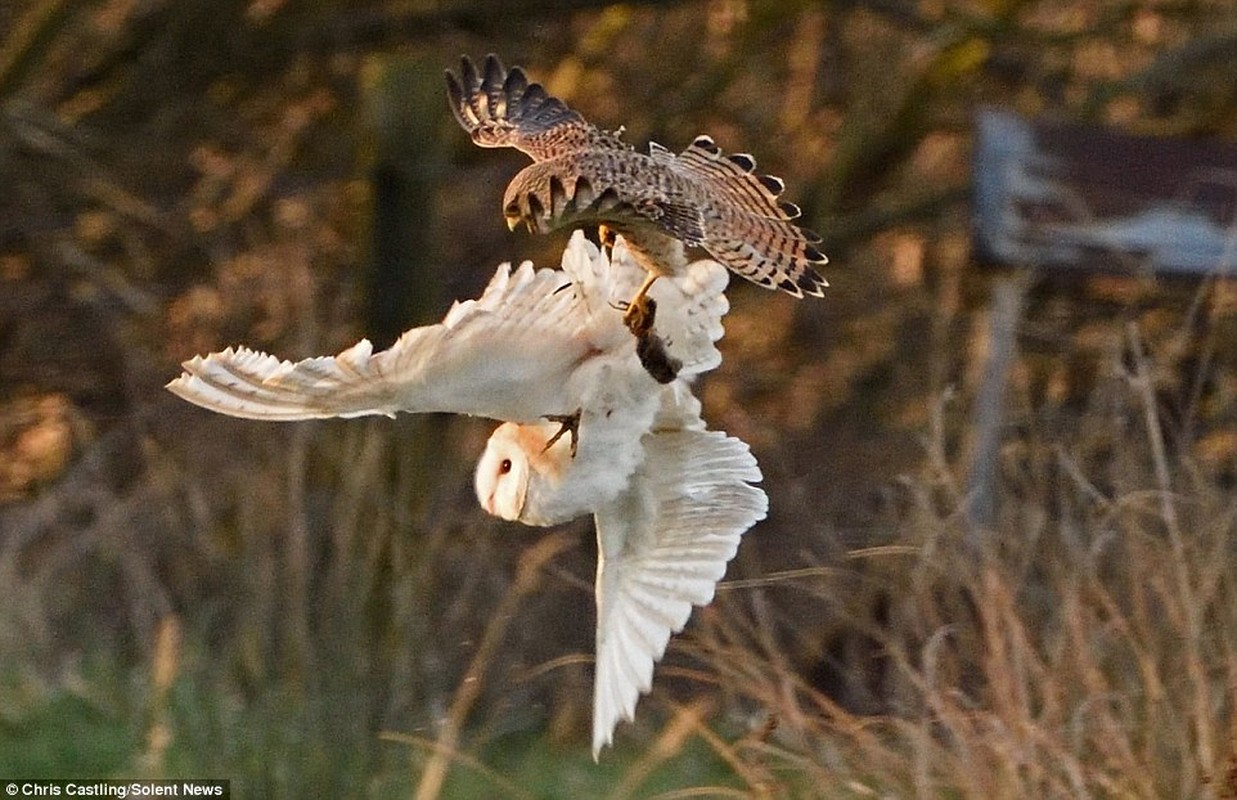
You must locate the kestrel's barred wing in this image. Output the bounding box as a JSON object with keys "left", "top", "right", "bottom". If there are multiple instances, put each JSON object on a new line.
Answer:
{"left": 446, "top": 54, "right": 622, "bottom": 162}
{"left": 649, "top": 137, "right": 801, "bottom": 225}
{"left": 654, "top": 136, "right": 829, "bottom": 298}
{"left": 447, "top": 53, "right": 828, "bottom": 318}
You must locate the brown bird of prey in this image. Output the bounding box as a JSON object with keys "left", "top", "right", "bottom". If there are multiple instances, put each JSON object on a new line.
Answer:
{"left": 446, "top": 54, "right": 828, "bottom": 335}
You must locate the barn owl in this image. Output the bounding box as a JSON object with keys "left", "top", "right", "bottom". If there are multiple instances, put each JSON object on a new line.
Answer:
{"left": 446, "top": 54, "right": 828, "bottom": 337}
{"left": 167, "top": 231, "right": 767, "bottom": 757}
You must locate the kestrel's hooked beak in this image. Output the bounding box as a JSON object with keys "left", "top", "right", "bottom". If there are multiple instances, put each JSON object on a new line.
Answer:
{"left": 503, "top": 198, "right": 523, "bottom": 232}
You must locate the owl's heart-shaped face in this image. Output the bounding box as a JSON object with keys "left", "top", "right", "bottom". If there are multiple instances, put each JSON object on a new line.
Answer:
{"left": 475, "top": 420, "right": 577, "bottom": 526}
{"left": 475, "top": 422, "right": 532, "bottom": 521}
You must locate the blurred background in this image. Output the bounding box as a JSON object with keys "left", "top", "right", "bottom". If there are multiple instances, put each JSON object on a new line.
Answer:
{"left": 2, "top": 1, "right": 1237, "bottom": 797}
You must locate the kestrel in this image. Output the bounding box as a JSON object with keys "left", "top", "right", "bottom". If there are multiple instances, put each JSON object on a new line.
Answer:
{"left": 167, "top": 232, "right": 767, "bottom": 756}
{"left": 446, "top": 54, "right": 828, "bottom": 337}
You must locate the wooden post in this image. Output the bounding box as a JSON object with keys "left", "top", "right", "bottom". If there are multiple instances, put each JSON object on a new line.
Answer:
{"left": 964, "top": 272, "right": 1027, "bottom": 542}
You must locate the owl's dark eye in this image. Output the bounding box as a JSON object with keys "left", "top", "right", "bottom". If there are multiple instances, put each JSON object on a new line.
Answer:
{"left": 499, "top": 458, "right": 512, "bottom": 475}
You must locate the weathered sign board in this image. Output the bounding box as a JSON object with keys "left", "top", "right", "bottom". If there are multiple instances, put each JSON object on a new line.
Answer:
{"left": 967, "top": 110, "right": 1237, "bottom": 535}
{"left": 974, "top": 108, "right": 1237, "bottom": 274}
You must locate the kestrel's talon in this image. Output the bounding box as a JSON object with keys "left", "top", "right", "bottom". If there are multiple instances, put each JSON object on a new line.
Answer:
{"left": 543, "top": 410, "right": 581, "bottom": 457}
{"left": 622, "top": 300, "right": 649, "bottom": 337}
{"left": 622, "top": 273, "right": 660, "bottom": 337}
{"left": 598, "top": 224, "right": 617, "bottom": 253}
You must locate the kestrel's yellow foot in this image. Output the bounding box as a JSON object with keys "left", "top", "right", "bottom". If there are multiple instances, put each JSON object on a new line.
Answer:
{"left": 543, "top": 410, "right": 581, "bottom": 457}
{"left": 622, "top": 294, "right": 654, "bottom": 337}
{"left": 598, "top": 224, "right": 617, "bottom": 254}
{"left": 621, "top": 273, "right": 660, "bottom": 337}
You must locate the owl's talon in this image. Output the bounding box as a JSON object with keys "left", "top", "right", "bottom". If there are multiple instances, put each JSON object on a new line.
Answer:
{"left": 544, "top": 410, "right": 581, "bottom": 457}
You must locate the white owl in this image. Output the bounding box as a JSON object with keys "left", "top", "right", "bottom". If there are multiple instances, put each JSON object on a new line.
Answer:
{"left": 167, "top": 231, "right": 768, "bottom": 757}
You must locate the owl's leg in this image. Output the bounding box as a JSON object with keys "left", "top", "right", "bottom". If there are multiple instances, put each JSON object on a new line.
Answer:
{"left": 543, "top": 410, "right": 581, "bottom": 458}
{"left": 621, "top": 273, "right": 660, "bottom": 336}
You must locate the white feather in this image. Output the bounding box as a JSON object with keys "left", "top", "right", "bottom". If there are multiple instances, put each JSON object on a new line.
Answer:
{"left": 168, "top": 262, "right": 585, "bottom": 422}
{"left": 590, "top": 428, "right": 767, "bottom": 758}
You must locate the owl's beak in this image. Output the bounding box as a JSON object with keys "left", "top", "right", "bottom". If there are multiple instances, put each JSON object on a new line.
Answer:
{"left": 505, "top": 216, "right": 520, "bottom": 232}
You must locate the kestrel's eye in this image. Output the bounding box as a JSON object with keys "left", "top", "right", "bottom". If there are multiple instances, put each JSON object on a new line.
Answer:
{"left": 499, "top": 458, "right": 512, "bottom": 475}
{"left": 504, "top": 202, "right": 520, "bottom": 217}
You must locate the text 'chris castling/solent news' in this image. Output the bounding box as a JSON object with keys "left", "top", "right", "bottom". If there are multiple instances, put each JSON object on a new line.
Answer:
{"left": 3, "top": 781, "right": 229, "bottom": 799}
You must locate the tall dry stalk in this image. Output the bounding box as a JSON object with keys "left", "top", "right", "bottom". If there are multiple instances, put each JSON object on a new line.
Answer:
{"left": 412, "top": 532, "right": 574, "bottom": 800}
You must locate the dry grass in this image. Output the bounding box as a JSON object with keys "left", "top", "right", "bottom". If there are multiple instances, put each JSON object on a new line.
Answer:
{"left": 656, "top": 318, "right": 1237, "bottom": 799}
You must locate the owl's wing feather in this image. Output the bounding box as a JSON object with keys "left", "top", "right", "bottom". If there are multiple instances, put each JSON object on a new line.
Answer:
{"left": 591, "top": 429, "right": 767, "bottom": 758}
{"left": 446, "top": 54, "right": 608, "bottom": 161}
{"left": 167, "top": 261, "right": 589, "bottom": 422}
{"left": 640, "top": 249, "right": 728, "bottom": 378}
{"left": 559, "top": 230, "right": 637, "bottom": 328}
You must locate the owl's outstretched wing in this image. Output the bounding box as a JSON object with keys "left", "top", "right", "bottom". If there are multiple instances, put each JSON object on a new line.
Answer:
{"left": 590, "top": 428, "right": 768, "bottom": 758}
{"left": 167, "top": 260, "right": 589, "bottom": 423}
{"left": 446, "top": 54, "right": 620, "bottom": 161}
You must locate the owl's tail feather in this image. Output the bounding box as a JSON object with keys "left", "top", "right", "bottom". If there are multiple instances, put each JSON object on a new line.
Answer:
{"left": 670, "top": 135, "right": 828, "bottom": 298}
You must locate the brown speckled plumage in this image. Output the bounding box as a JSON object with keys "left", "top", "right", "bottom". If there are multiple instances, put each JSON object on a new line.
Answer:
{"left": 446, "top": 54, "right": 828, "bottom": 298}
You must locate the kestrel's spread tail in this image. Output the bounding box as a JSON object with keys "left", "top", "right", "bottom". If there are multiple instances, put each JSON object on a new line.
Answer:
{"left": 446, "top": 54, "right": 828, "bottom": 310}
{"left": 652, "top": 136, "right": 828, "bottom": 299}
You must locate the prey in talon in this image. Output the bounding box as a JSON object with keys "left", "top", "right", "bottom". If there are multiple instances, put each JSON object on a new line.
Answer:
{"left": 629, "top": 296, "right": 681, "bottom": 384}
